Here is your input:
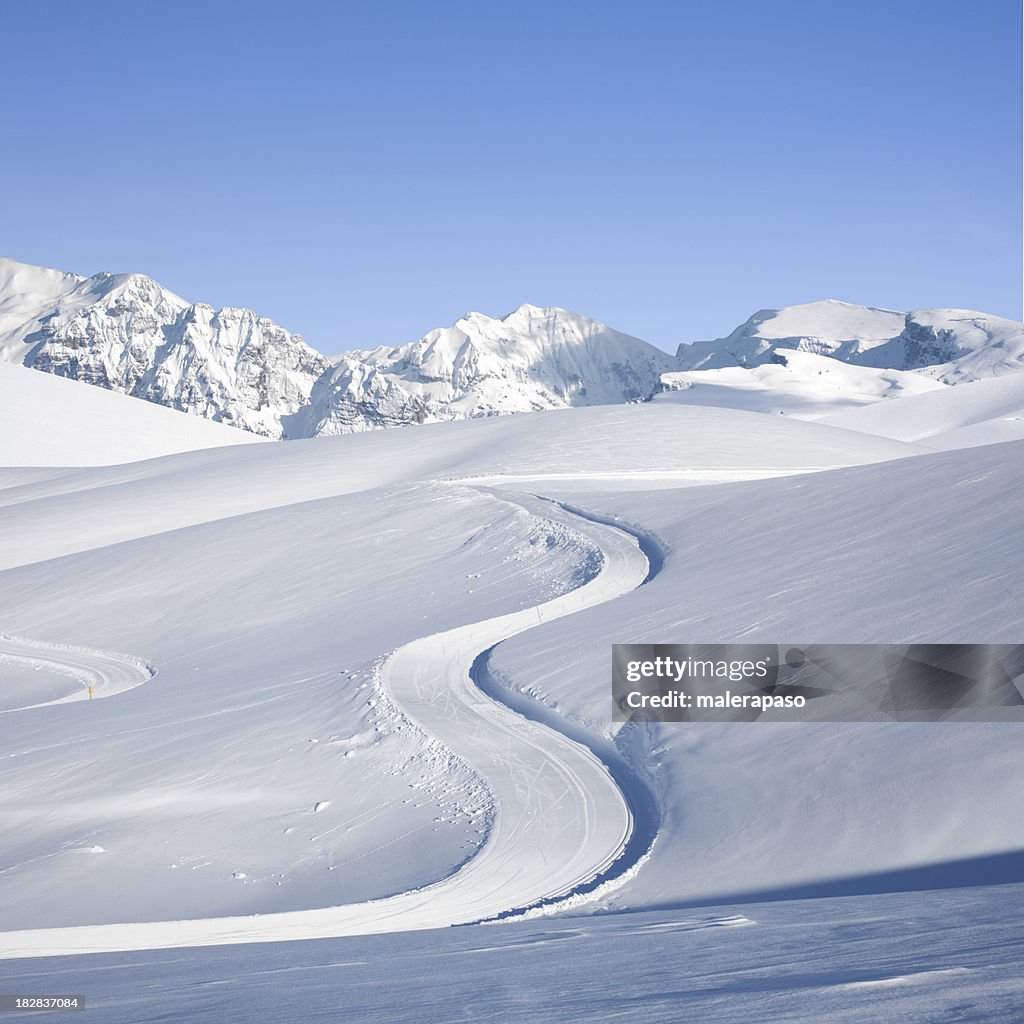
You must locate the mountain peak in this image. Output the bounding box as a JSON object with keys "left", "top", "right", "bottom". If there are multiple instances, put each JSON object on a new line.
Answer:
{"left": 2, "top": 257, "right": 1020, "bottom": 439}
{"left": 500, "top": 303, "right": 585, "bottom": 324}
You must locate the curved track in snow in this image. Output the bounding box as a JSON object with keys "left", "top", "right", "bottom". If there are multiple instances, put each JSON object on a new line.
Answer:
{"left": 0, "top": 635, "right": 153, "bottom": 714}
{"left": 0, "top": 497, "right": 650, "bottom": 959}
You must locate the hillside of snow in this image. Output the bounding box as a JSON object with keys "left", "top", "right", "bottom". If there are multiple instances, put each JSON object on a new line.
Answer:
{"left": 489, "top": 437, "right": 1024, "bottom": 909}
{"left": 1, "top": 344, "right": 1023, "bottom": 1024}
{"left": 2, "top": 393, "right": 1021, "bottom": 951}
{"left": 659, "top": 348, "right": 946, "bottom": 420}
{"left": 823, "top": 372, "right": 1024, "bottom": 449}
{"left": 0, "top": 361, "right": 264, "bottom": 466}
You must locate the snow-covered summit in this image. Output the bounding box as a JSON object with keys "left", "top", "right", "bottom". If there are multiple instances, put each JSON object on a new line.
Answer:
{"left": 676, "top": 299, "right": 1024, "bottom": 383}
{"left": 0, "top": 261, "right": 674, "bottom": 438}
{"left": 0, "top": 259, "right": 329, "bottom": 437}
{"left": 2, "top": 258, "right": 1021, "bottom": 439}
{"left": 291, "top": 303, "right": 675, "bottom": 435}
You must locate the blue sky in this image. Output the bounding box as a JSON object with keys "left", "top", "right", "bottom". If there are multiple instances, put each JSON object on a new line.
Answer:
{"left": 2, "top": 1, "right": 1020, "bottom": 353}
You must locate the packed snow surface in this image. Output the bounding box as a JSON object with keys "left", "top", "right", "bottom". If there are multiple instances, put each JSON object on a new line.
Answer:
{"left": 0, "top": 403, "right": 927, "bottom": 955}
{"left": 1, "top": 884, "right": 1019, "bottom": 1023}
{"left": 659, "top": 348, "right": 946, "bottom": 419}
{"left": 0, "top": 361, "right": 264, "bottom": 465}
{"left": 1, "top": 332, "right": 1022, "bottom": 1019}
{"left": 823, "top": 372, "right": 1024, "bottom": 449}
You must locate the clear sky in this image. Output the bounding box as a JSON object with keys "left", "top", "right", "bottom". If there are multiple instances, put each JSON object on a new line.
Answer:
{"left": 2, "top": 1, "right": 1020, "bottom": 354}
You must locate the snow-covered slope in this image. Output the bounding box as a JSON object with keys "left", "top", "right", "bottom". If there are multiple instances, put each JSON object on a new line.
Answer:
{"left": 489, "top": 437, "right": 1024, "bottom": 908}
{"left": 3, "top": 392, "right": 1022, "bottom": 958}
{"left": 0, "top": 361, "right": 265, "bottom": 466}
{"left": 0, "top": 404, "right": 926, "bottom": 944}
{"left": 659, "top": 348, "right": 947, "bottom": 420}
{"left": 676, "top": 299, "right": 1024, "bottom": 383}
{"left": 0, "top": 403, "right": 923, "bottom": 572}
{"left": 0, "top": 258, "right": 84, "bottom": 362}
{"left": 4, "top": 883, "right": 1019, "bottom": 1024}
{"left": 822, "top": 372, "right": 1024, "bottom": 449}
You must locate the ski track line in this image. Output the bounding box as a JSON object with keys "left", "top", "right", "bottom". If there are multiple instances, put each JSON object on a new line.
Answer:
{"left": 0, "top": 635, "right": 154, "bottom": 714}
{"left": 0, "top": 495, "right": 650, "bottom": 960}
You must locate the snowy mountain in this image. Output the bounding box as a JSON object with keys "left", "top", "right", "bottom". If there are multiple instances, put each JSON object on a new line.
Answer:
{"left": 676, "top": 299, "right": 1024, "bottom": 383}
{"left": 0, "top": 259, "right": 329, "bottom": 438}
{"left": 0, "top": 259, "right": 673, "bottom": 439}
{"left": 286, "top": 304, "right": 676, "bottom": 436}
{"left": 3, "top": 260, "right": 1021, "bottom": 440}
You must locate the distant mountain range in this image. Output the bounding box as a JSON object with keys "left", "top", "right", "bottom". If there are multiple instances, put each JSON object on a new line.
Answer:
{"left": 1, "top": 258, "right": 1021, "bottom": 439}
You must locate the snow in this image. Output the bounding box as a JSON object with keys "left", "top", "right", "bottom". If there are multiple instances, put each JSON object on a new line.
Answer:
{"left": 0, "top": 483, "right": 601, "bottom": 935}
{"left": 0, "top": 361, "right": 266, "bottom": 466}
{"left": 750, "top": 299, "right": 906, "bottom": 342}
{"left": 0, "top": 885, "right": 1020, "bottom": 1022}
{"left": 659, "top": 348, "right": 946, "bottom": 419}
{"left": 290, "top": 303, "right": 676, "bottom": 435}
{"left": 0, "top": 635, "right": 153, "bottom": 711}
{"left": 676, "top": 299, "right": 1024, "bottom": 383}
{"left": 675, "top": 299, "right": 909, "bottom": 371}
{"left": 0, "top": 260, "right": 674, "bottom": 438}
{"left": 4, "top": 258, "right": 1022, "bottom": 449}
{"left": 0, "top": 403, "right": 924, "bottom": 951}
{"left": 488, "top": 438, "right": 1024, "bottom": 909}
{"left": 906, "top": 308, "right": 1024, "bottom": 382}
{"left": 0, "top": 257, "right": 83, "bottom": 363}
{"left": 0, "top": 403, "right": 921, "bottom": 572}
{"left": 1, "top": 313, "right": 1022, "bottom": 1017}
{"left": 823, "top": 372, "right": 1024, "bottom": 448}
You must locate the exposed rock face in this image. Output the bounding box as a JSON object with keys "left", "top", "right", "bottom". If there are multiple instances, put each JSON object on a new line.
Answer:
{"left": 11, "top": 265, "right": 328, "bottom": 438}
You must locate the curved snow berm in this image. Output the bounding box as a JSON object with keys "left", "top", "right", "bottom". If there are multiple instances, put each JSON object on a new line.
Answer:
{"left": 0, "top": 635, "right": 154, "bottom": 713}
{"left": 0, "top": 501, "right": 649, "bottom": 959}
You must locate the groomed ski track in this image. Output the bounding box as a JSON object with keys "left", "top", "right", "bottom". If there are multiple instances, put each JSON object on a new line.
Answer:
{"left": 0, "top": 493, "right": 651, "bottom": 959}
{"left": 0, "top": 635, "right": 153, "bottom": 713}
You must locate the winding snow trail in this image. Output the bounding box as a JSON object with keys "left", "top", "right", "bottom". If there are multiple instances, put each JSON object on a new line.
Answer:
{"left": 0, "top": 635, "right": 153, "bottom": 714}
{"left": 0, "top": 498, "right": 649, "bottom": 959}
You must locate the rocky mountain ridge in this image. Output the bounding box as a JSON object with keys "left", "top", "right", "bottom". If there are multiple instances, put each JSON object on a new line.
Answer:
{"left": 1, "top": 260, "right": 1020, "bottom": 439}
